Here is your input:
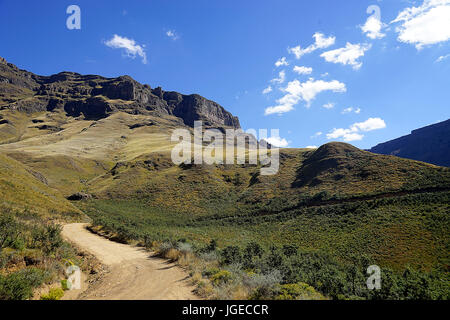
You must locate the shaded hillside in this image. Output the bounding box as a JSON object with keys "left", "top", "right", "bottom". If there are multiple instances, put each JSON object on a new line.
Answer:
{"left": 369, "top": 119, "right": 450, "bottom": 167}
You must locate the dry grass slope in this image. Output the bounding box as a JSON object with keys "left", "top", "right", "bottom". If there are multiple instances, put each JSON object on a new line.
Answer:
{"left": 0, "top": 152, "right": 81, "bottom": 218}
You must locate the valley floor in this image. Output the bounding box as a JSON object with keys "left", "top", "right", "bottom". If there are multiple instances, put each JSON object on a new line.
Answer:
{"left": 62, "top": 223, "right": 197, "bottom": 300}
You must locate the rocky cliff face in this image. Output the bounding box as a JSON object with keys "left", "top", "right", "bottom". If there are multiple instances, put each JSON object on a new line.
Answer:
{"left": 369, "top": 119, "right": 450, "bottom": 167}
{"left": 0, "top": 57, "right": 240, "bottom": 128}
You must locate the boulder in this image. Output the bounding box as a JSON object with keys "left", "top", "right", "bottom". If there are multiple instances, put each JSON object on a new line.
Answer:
{"left": 67, "top": 192, "right": 92, "bottom": 201}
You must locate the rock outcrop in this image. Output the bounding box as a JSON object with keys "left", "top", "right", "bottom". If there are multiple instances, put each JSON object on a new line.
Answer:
{"left": 0, "top": 57, "right": 240, "bottom": 128}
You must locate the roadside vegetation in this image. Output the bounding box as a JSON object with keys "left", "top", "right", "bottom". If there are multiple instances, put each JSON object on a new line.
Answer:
{"left": 80, "top": 190, "right": 450, "bottom": 300}
{"left": 0, "top": 207, "right": 89, "bottom": 300}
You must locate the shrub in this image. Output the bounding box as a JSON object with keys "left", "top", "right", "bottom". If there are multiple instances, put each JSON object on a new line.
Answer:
{"left": 177, "top": 242, "right": 193, "bottom": 255}
{"left": 190, "top": 272, "right": 203, "bottom": 285}
{"left": 243, "top": 242, "right": 264, "bottom": 269}
{"left": 282, "top": 244, "right": 298, "bottom": 258}
{"left": 178, "top": 251, "right": 195, "bottom": 267}
{"left": 143, "top": 233, "right": 153, "bottom": 250}
{"left": 221, "top": 246, "right": 241, "bottom": 265}
{"left": 203, "top": 267, "right": 221, "bottom": 278}
{"left": 0, "top": 268, "right": 46, "bottom": 300}
{"left": 61, "top": 279, "right": 70, "bottom": 291}
{"left": 165, "top": 248, "right": 181, "bottom": 261}
{"left": 199, "top": 251, "right": 220, "bottom": 262}
{"left": 11, "top": 237, "right": 26, "bottom": 251}
{"left": 195, "top": 280, "right": 214, "bottom": 298}
{"left": 245, "top": 270, "right": 282, "bottom": 299}
{"left": 31, "top": 224, "right": 63, "bottom": 255}
{"left": 276, "top": 282, "right": 325, "bottom": 300}
{"left": 207, "top": 239, "right": 218, "bottom": 252}
{"left": 158, "top": 241, "right": 176, "bottom": 256}
{"left": 261, "top": 247, "right": 284, "bottom": 272}
{"left": 40, "top": 288, "right": 64, "bottom": 300}
{"left": 211, "top": 270, "right": 232, "bottom": 286}
{"left": 0, "top": 214, "right": 21, "bottom": 251}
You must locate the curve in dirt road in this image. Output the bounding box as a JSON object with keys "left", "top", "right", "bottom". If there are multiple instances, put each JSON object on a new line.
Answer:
{"left": 62, "top": 223, "right": 198, "bottom": 300}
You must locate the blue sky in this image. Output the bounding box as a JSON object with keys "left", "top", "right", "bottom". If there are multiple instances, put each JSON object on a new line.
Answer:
{"left": 0, "top": 0, "right": 449, "bottom": 149}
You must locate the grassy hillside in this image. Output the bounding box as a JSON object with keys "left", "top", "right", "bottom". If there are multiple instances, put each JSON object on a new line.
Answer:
{"left": 78, "top": 190, "right": 450, "bottom": 270}
{"left": 0, "top": 152, "right": 81, "bottom": 218}
{"left": 86, "top": 141, "right": 450, "bottom": 217}
{"left": 0, "top": 107, "right": 448, "bottom": 299}
{"left": 77, "top": 190, "right": 449, "bottom": 299}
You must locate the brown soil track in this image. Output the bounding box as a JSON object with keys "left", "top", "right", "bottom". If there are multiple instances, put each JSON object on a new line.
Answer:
{"left": 62, "top": 223, "right": 198, "bottom": 300}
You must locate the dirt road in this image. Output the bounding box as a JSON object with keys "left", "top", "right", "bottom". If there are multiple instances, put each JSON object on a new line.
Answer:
{"left": 62, "top": 223, "right": 197, "bottom": 300}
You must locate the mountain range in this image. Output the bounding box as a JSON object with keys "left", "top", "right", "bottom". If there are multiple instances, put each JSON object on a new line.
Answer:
{"left": 0, "top": 58, "right": 449, "bottom": 300}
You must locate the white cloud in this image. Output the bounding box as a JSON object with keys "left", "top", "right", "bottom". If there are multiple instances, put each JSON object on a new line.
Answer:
{"left": 166, "top": 30, "right": 179, "bottom": 40}
{"left": 321, "top": 43, "right": 371, "bottom": 70}
{"left": 326, "top": 117, "right": 386, "bottom": 142}
{"left": 305, "top": 146, "right": 318, "bottom": 149}
{"left": 326, "top": 128, "right": 364, "bottom": 142}
{"left": 361, "top": 16, "right": 386, "bottom": 39}
{"left": 342, "top": 107, "right": 353, "bottom": 114}
{"left": 275, "top": 57, "right": 289, "bottom": 67}
{"left": 264, "top": 104, "right": 295, "bottom": 116}
{"left": 311, "top": 131, "right": 322, "bottom": 138}
{"left": 104, "top": 34, "right": 147, "bottom": 64}
{"left": 392, "top": 0, "right": 450, "bottom": 49}
{"left": 288, "top": 32, "right": 336, "bottom": 59}
{"left": 342, "top": 107, "right": 361, "bottom": 114}
{"left": 291, "top": 79, "right": 346, "bottom": 106}
{"left": 293, "top": 66, "right": 313, "bottom": 75}
{"left": 435, "top": 53, "right": 450, "bottom": 62}
{"left": 262, "top": 86, "right": 273, "bottom": 94}
{"left": 270, "top": 70, "right": 286, "bottom": 84}
{"left": 265, "top": 78, "right": 346, "bottom": 115}
{"left": 265, "top": 136, "right": 290, "bottom": 148}
{"left": 322, "top": 102, "right": 335, "bottom": 109}
{"left": 314, "top": 33, "right": 336, "bottom": 48}
{"left": 350, "top": 117, "right": 386, "bottom": 132}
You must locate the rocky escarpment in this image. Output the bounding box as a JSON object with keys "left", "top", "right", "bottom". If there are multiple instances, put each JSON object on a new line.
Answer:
{"left": 369, "top": 119, "right": 450, "bottom": 167}
{"left": 0, "top": 57, "right": 240, "bottom": 128}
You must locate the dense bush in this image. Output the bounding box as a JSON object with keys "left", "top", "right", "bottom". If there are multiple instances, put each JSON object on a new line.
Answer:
{"left": 0, "top": 209, "right": 78, "bottom": 300}
{"left": 243, "top": 242, "right": 264, "bottom": 270}
{"left": 0, "top": 268, "right": 47, "bottom": 300}
{"left": 31, "top": 224, "right": 63, "bottom": 255}
{"left": 221, "top": 246, "right": 242, "bottom": 265}
{"left": 0, "top": 214, "right": 22, "bottom": 251}
{"left": 218, "top": 242, "right": 449, "bottom": 300}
